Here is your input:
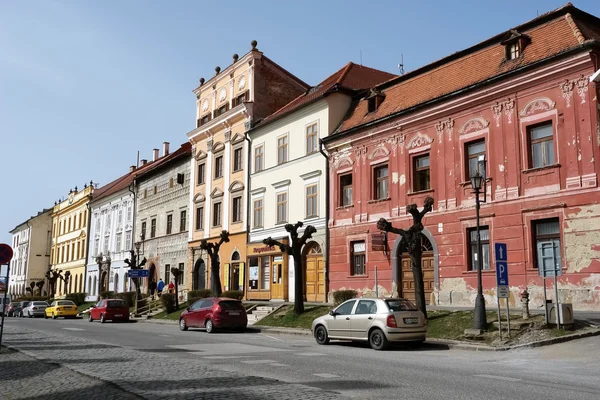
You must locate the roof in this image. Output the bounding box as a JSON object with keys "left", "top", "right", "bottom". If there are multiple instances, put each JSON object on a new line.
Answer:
{"left": 92, "top": 142, "right": 192, "bottom": 203}
{"left": 255, "top": 62, "right": 396, "bottom": 129}
{"left": 10, "top": 208, "right": 53, "bottom": 234}
{"left": 334, "top": 3, "right": 600, "bottom": 135}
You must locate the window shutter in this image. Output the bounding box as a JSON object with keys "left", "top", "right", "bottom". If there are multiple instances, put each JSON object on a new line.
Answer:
{"left": 239, "top": 262, "right": 245, "bottom": 289}
{"left": 223, "top": 263, "right": 230, "bottom": 290}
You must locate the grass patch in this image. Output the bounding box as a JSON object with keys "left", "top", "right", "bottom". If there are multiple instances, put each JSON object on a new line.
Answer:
{"left": 152, "top": 306, "right": 186, "bottom": 321}
{"left": 77, "top": 302, "right": 96, "bottom": 313}
{"left": 256, "top": 305, "right": 333, "bottom": 329}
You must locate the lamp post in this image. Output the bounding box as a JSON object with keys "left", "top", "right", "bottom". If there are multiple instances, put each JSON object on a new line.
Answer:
{"left": 470, "top": 170, "right": 487, "bottom": 330}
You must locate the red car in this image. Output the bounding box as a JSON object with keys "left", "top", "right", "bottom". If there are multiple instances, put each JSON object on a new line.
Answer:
{"left": 179, "top": 297, "right": 247, "bottom": 333}
{"left": 88, "top": 299, "right": 130, "bottom": 323}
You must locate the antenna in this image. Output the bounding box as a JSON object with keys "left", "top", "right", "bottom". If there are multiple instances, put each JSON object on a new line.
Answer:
{"left": 136, "top": 150, "right": 140, "bottom": 168}
{"left": 360, "top": 50, "right": 363, "bottom": 66}
{"left": 398, "top": 54, "right": 405, "bottom": 75}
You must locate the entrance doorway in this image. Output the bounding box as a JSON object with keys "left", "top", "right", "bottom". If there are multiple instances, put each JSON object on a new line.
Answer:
{"left": 399, "top": 236, "right": 435, "bottom": 304}
{"left": 148, "top": 263, "right": 156, "bottom": 295}
{"left": 304, "top": 242, "right": 325, "bottom": 302}
{"left": 193, "top": 259, "right": 206, "bottom": 290}
{"left": 271, "top": 256, "right": 286, "bottom": 300}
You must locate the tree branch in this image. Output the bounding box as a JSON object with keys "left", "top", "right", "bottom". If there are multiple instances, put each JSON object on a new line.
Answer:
{"left": 263, "top": 237, "right": 291, "bottom": 254}
{"left": 299, "top": 225, "right": 317, "bottom": 247}
{"left": 420, "top": 196, "right": 434, "bottom": 219}
{"left": 377, "top": 218, "right": 409, "bottom": 240}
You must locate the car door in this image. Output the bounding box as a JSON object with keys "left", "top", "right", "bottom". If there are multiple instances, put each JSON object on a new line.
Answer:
{"left": 48, "top": 301, "right": 57, "bottom": 316}
{"left": 92, "top": 300, "right": 105, "bottom": 319}
{"left": 350, "top": 300, "right": 378, "bottom": 338}
{"left": 185, "top": 300, "right": 204, "bottom": 327}
{"left": 327, "top": 300, "right": 357, "bottom": 338}
{"left": 199, "top": 299, "right": 214, "bottom": 327}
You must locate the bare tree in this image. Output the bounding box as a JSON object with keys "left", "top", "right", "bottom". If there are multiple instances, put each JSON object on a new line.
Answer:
{"left": 263, "top": 221, "right": 317, "bottom": 315}
{"left": 35, "top": 280, "right": 45, "bottom": 296}
{"left": 199, "top": 230, "right": 230, "bottom": 297}
{"left": 170, "top": 267, "right": 184, "bottom": 309}
{"left": 26, "top": 281, "right": 35, "bottom": 295}
{"left": 124, "top": 250, "right": 147, "bottom": 300}
{"left": 45, "top": 269, "right": 64, "bottom": 297}
{"left": 377, "top": 196, "right": 434, "bottom": 319}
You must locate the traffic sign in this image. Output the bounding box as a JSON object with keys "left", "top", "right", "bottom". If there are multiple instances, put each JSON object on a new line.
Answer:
{"left": 497, "top": 286, "right": 510, "bottom": 298}
{"left": 128, "top": 269, "right": 149, "bottom": 278}
{"left": 494, "top": 243, "right": 507, "bottom": 262}
{"left": 496, "top": 261, "right": 509, "bottom": 286}
{"left": 0, "top": 244, "right": 13, "bottom": 265}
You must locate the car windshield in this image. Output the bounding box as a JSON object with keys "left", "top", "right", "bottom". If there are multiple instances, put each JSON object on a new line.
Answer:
{"left": 58, "top": 301, "right": 75, "bottom": 306}
{"left": 22, "top": 302, "right": 30, "bottom": 306}
{"left": 107, "top": 300, "right": 127, "bottom": 308}
{"left": 32, "top": 302, "right": 48, "bottom": 306}
{"left": 218, "top": 300, "right": 244, "bottom": 311}
{"left": 385, "top": 299, "right": 418, "bottom": 312}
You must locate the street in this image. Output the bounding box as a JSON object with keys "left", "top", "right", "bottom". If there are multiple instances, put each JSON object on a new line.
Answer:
{"left": 1, "top": 318, "right": 599, "bottom": 399}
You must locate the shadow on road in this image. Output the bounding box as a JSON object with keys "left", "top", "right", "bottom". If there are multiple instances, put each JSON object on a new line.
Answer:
{"left": 300, "top": 379, "right": 394, "bottom": 391}
{"left": 330, "top": 340, "right": 449, "bottom": 352}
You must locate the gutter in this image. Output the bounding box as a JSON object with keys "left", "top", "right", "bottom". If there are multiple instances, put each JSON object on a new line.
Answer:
{"left": 318, "top": 139, "right": 330, "bottom": 302}
{"left": 591, "top": 68, "right": 600, "bottom": 82}
{"left": 244, "top": 130, "right": 252, "bottom": 245}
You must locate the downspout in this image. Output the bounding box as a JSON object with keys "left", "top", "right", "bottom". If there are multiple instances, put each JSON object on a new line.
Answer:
{"left": 319, "top": 138, "right": 330, "bottom": 303}
{"left": 244, "top": 130, "right": 252, "bottom": 300}
{"left": 84, "top": 190, "right": 93, "bottom": 297}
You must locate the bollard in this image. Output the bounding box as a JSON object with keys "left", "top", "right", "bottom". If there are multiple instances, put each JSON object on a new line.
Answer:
{"left": 521, "top": 287, "right": 530, "bottom": 320}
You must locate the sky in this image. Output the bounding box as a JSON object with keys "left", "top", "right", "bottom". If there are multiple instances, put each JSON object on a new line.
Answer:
{"left": 1, "top": 0, "right": 599, "bottom": 247}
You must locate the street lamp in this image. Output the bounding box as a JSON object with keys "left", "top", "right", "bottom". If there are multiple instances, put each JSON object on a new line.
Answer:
{"left": 471, "top": 155, "right": 487, "bottom": 331}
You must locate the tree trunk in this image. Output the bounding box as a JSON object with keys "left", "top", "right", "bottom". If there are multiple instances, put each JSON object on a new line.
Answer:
{"left": 410, "top": 249, "right": 427, "bottom": 319}
{"left": 293, "top": 249, "right": 304, "bottom": 315}
{"left": 210, "top": 257, "right": 222, "bottom": 296}
{"left": 174, "top": 281, "right": 179, "bottom": 309}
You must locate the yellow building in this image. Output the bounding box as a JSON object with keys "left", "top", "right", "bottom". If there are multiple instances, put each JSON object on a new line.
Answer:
{"left": 50, "top": 184, "right": 94, "bottom": 297}
{"left": 186, "top": 40, "right": 309, "bottom": 296}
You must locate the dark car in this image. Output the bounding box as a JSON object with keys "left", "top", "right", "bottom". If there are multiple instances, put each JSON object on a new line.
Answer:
{"left": 88, "top": 299, "right": 130, "bottom": 323}
{"left": 16, "top": 301, "right": 30, "bottom": 317}
{"left": 6, "top": 302, "right": 19, "bottom": 317}
{"left": 179, "top": 297, "right": 247, "bottom": 333}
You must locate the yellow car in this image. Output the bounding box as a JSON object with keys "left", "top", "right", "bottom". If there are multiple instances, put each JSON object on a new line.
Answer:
{"left": 45, "top": 300, "right": 79, "bottom": 319}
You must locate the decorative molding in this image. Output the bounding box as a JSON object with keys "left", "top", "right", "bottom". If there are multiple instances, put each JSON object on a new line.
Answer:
{"left": 250, "top": 187, "right": 266, "bottom": 195}
{"left": 559, "top": 79, "right": 574, "bottom": 107}
{"left": 207, "top": 138, "right": 213, "bottom": 152}
{"left": 405, "top": 132, "right": 433, "bottom": 150}
{"left": 231, "top": 133, "right": 245, "bottom": 144}
{"left": 445, "top": 118, "right": 454, "bottom": 141}
{"left": 229, "top": 181, "right": 245, "bottom": 193}
{"left": 575, "top": 74, "right": 589, "bottom": 104}
{"left": 212, "top": 141, "right": 225, "bottom": 153}
{"left": 504, "top": 99, "right": 515, "bottom": 124}
{"left": 367, "top": 145, "right": 390, "bottom": 160}
{"left": 272, "top": 179, "right": 291, "bottom": 189}
{"left": 238, "top": 75, "right": 246, "bottom": 90}
{"left": 354, "top": 146, "right": 367, "bottom": 165}
{"left": 336, "top": 157, "right": 354, "bottom": 169}
{"left": 202, "top": 99, "right": 209, "bottom": 112}
{"left": 386, "top": 135, "right": 400, "bottom": 156}
{"left": 492, "top": 102, "right": 503, "bottom": 127}
{"left": 435, "top": 121, "right": 445, "bottom": 143}
{"left": 210, "top": 188, "right": 224, "bottom": 199}
{"left": 224, "top": 129, "right": 231, "bottom": 142}
{"left": 300, "top": 170, "right": 322, "bottom": 180}
{"left": 519, "top": 97, "right": 556, "bottom": 116}
{"left": 458, "top": 117, "right": 489, "bottom": 135}
{"left": 195, "top": 149, "right": 207, "bottom": 161}
{"left": 332, "top": 150, "right": 353, "bottom": 169}
{"left": 219, "top": 88, "right": 227, "bottom": 103}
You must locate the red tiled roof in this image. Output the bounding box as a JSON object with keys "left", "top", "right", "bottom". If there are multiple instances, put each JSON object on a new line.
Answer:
{"left": 92, "top": 142, "right": 192, "bottom": 202}
{"left": 335, "top": 3, "right": 600, "bottom": 134}
{"left": 256, "top": 62, "right": 396, "bottom": 127}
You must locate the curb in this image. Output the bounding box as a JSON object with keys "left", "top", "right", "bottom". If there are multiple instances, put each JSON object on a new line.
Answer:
{"left": 249, "top": 326, "right": 313, "bottom": 336}
{"left": 135, "top": 318, "right": 177, "bottom": 325}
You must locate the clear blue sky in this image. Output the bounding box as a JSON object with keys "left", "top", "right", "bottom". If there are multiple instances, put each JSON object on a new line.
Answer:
{"left": 1, "top": 0, "right": 599, "bottom": 246}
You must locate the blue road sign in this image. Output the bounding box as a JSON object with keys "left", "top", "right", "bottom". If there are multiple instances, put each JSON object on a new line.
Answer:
{"left": 496, "top": 261, "right": 509, "bottom": 286}
{"left": 494, "top": 243, "right": 507, "bottom": 262}
{"left": 128, "top": 269, "right": 149, "bottom": 278}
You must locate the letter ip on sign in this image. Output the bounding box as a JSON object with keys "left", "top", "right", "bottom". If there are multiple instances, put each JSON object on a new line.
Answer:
{"left": 0, "top": 244, "right": 13, "bottom": 265}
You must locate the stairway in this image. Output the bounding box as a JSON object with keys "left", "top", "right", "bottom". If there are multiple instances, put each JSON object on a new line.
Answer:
{"left": 247, "top": 305, "right": 277, "bottom": 326}
{"left": 134, "top": 297, "right": 164, "bottom": 318}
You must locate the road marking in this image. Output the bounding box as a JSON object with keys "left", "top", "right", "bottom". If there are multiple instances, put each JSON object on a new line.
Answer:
{"left": 260, "top": 334, "right": 284, "bottom": 342}
{"left": 158, "top": 334, "right": 172, "bottom": 337}
{"left": 313, "top": 373, "right": 340, "bottom": 378}
{"left": 202, "top": 355, "right": 256, "bottom": 359}
{"left": 270, "top": 363, "right": 289, "bottom": 367}
{"left": 167, "top": 343, "right": 291, "bottom": 355}
{"left": 240, "top": 359, "right": 277, "bottom": 364}
{"left": 62, "top": 328, "right": 84, "bottom": 331}
{"left": 475, "top": 374, "right": 521, "bottom": 382}
{"left": 295, "top": 352, "right": 325, "bottom": 356}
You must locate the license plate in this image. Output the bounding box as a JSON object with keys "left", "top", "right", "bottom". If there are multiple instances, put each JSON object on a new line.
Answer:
{"left": 404, "top": 318, "right": 419, "bottom": 324}
{"left": 114, "top": 314, "right": 122, "bottom": 317}
{"left": 228, "top": 312, "right": 240, "bottom": 316}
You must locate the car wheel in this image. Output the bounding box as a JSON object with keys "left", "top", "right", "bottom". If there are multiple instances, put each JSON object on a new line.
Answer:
{"left": 205, "top": 319, "right": 214, "bottom": 333}
{"left": 52, "top": 313, "right": 57, "bottom": 320}
{"left": 88, "top": 313, "right": 93, "bottom": 322}
{"left": 314, "top": 325, "right": 330, "bottom": 345}
{"left": 179, "top": 318, "right": 188, "bottom": 331}
{"left": 369, "top": 328, "right": 389, "bottom": 351}
{"left": 44, "top": 313, "right": 48, "bottom": 319}
{"left": 100, "top": 314, "right": 105, "bottom": 324}
{"left": 28, "top": 311, "right": 32, "bottom": 318}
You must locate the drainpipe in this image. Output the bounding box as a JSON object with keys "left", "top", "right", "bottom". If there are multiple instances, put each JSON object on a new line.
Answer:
{"left": 244, "top": 130, "right": 252, "bottom": 300}
{"left": 319, "top": 138, "right": 330, "bottom": 303}
{"left": 84, "top": 190, "right": 94, "bottom": 298}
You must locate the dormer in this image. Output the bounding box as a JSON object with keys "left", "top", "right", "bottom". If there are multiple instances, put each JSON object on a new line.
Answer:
{"left": 501, "top": 30, "right": 530, "bottom": 61}
{"left": 366, "top": 88, "right": 385, "bottom": 113}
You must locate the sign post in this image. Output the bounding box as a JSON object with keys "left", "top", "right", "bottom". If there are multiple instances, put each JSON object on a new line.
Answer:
{"left": 495, "top": 243, "right": 510, "bottom": 337}
{"left": 127, "top": 269, "right": 149, "bottom": 279}
{"left": 0, "top": 244, "right": 15, "bottom": 353}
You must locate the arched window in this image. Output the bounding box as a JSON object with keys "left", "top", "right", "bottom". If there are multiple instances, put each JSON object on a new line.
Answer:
{"left": 88, "top": 276, "right": 92, "bottom": 295}
{"left": 122, "top": 275, "right": 127, "bottom": 293}
{"left": 232, "top": 251, "right": 240, "bottom": 261}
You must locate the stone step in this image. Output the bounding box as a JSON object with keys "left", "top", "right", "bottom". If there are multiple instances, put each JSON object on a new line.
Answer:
{"left": 256, "top": 306, "right": 276, "bottom": 312}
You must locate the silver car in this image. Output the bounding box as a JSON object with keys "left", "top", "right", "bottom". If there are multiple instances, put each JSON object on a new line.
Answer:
{"left": 23, "top": 301, "right": 49, "bottom": 318}
{"left": 312, "top": 298, "right": 427, "bottom": 350}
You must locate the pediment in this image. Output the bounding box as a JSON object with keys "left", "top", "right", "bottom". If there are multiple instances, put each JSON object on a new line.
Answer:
{"left": 405, "top": 132, "right": 433, "bottom": 150}
{"left": 210, "top": 188, "right": 224, "bottom": 198}
{"left": 519, "top": 97, "right": 556, "bottom": 117}
{"left": 194, "top": 193, "right": 206, "bottom": 203}
{"left": 213, "top": 141, "right": 225, "bottom": 153}
{"left": 195, "top": 149, "right": 208, "bottom": 161}
{"left": 231, "top": 133, "right": 245, "bottom": 144}
{"left": 368, "top": 145, "right": 389, "bottom": 160}
{"left": 459, "top": 117, "right": 489, "bottom": 135}
{"left": 229, "top": 180, "right": 245, "bottom": 193}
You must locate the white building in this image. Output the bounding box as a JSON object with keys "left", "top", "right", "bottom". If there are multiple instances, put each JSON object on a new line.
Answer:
{"left": 247, "top": 63, "right": 395, "bottom": 302}
{"left": 8, "top": 208, "right": 53, "bottom": 296}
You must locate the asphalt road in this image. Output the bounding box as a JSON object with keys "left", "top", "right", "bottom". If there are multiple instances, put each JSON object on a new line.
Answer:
{"left": 3, "top": 317, "right": 600, "bottom": 400}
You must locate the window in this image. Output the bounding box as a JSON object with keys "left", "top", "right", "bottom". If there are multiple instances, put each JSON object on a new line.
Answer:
{"left": 466, "top": 140, "right": 486, "bottom": 180}
{"left": 276, "top": 193, "right": 287, "bottom": 224}
{"left": 253, "top": 199, "right": 263, "bottom": 228}
{"left": 150, "top": 218, "right": 156, "bottom": 238}
{"left": 127, "top": 206, "right": 132, "bottom": 222}
{"left": 103, "top": 236, "right": 109, "bottom": 254}
{"left": 354, "top": 300, "right": 377, "bottom": 315}
{"left": 214, "top": 156, "right": 223, "bottom": 179}
{"left": 115, "top": 233, "right": 122, "bottom": 252}
{"left": 374, "top": 164, "right": 389, "bottom": 200}
{"left": 305, "top": 184, "right": 318, "bottom": 218}
{"left": 233, "top": 147, "right": 243, "bottom": 172}
{"left": 529, "top": 123, "right": 554, "bottom": 168}
{"left": 413, "top": 155, "right": 430, "bottom": 192}
{"left": 166, "top": 214, "right": 173, "bottom": 235}
{"left": 277, "top": 135, "right": 288, "bottom": 164}
{"left": 533, "top": 218, "right": 561, "bottom": 271}
{"left": 197, "top": 163, "right": 205, "bottom": 185}
{"left": 180, "top": 210, "right": 187, "bottom": 232}
{"left": 340, "top": 174, "right": 353, "bottom": 206}
{"left": 141, "top": 221, "right": 147, "bottom": 241}
{"left": 178, "top": 263, "right": 185, "bottom": 285}
{"left": 165, "top": 264, "right": 171, "bottom": 283}
{"left": 232, "top": 196, "right": 242, "bottom": 223}
{"left": 199, "top": 114, "right": 211, "bottom": 127}
{"left": 506, "top": 41, "right": 521, "bottom": 60}
{"left": 468, "top": 227, "right": 490, "bottom": 271}
{"left": 117, "top": 209, "right": 123, "bottom": 226}
{"left": 125, "top": 231, "right": 132, "bottom": 251}
{"left": 213, "top": 202, "right": 222, "bottom": 227}
{"left": 254, "top": 145, "right": 264, "bottom": 172}
{"left": 335, "top": 300, "right": 357, "bottom": 316}
{"left": 195, "top": 207, "right": 204, "bottom": 230}
{"left": 234, "top": 91, "right": 248, "bottom": 107}
{"left": 94, "top": 239, "right": 100, "bottom": 256}
{"left": 214, "top": 104, "right": 228, "bottom": 118}
{"left": 306, "top": 123, "right": 318, "bottom": 154}
{"left": 260, "top": 256, "right": 270, "bottom": 290}
{"left": 350, "top": 241, "right": 366, "bottom": 275}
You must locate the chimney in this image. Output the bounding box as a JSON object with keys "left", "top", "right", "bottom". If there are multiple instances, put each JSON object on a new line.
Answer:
{"left": 129, "top": 165, "right": 136, "bottom": 173}
{"left": 163, "top": 142, "right": 170, "bottom": 156}
{"left": 153, "top": 148, "right": 159, "bottom": 161}
{"left": 141, "top": 159, "right": 148, "bottom": 166}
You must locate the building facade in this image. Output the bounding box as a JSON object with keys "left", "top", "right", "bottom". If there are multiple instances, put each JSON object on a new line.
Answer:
{"left": 135, "top": 143, "right": 191, "bottom": 297}
{"left": 247, "top": 63, "right": 395, "bottom": 302}
{"left": 186, "top": 41, "right": 309, "bottom": 296}
{"left": 50, "top": 185, "right": 94, "bottom": 297}
{"left": 324, "top": 4, "right": 600, "bottom": 310}
{"left": 8, "top": 209, "right": 52, "bottom": 296}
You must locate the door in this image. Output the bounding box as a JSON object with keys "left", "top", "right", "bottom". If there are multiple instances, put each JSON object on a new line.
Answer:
{"left": 199, "top": 299, "right": 214, "bottom": 327}
{"left": 271, "top": 262, "right": 284, "bottom": 299}
{"left": 350, "top": 299, "right": 378, "bottom": 338}
{"left": 328, "top": 300, "right": 356, "bottom": 338}
{"left": 305, "top": 255, "right": 325, "bottom": 302}
{"left": 231, "top": 264, "right": 240, "bottom": 291}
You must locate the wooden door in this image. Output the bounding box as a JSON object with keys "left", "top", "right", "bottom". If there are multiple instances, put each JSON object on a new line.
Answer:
{"left": 271, "top": 263, "right": 284, "bottom": 299}
{"left": 401, "top": 252, "right": 434, "bottom": 305}
{"left": 306, "top": 256, "right": 325, "bottom": 302}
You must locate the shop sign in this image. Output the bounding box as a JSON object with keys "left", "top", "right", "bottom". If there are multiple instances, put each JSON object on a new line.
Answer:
{"left": 253, "top": 245, "right": 275, "bottom": 254}
{"left": 371, "top": 233, "right": 387, "bottom": 252}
